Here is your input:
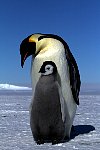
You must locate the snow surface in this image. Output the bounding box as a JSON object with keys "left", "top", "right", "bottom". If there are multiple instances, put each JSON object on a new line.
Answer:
{"left": 0, "top": 84, "right": 32, "bottom": 90}
{"left": 0, "top": 91, "right": 100, "bottom": 150}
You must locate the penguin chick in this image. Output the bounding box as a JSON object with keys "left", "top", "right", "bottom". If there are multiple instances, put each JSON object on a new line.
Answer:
{"left": 30, "top": 61, "right": 65, "bottom": 144}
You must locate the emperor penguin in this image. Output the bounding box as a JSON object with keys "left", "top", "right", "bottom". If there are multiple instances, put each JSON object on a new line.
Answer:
{"left": 30, "top": 61, "right": 65, "bottom": 144}
{"left": 20, "top": 33, "right": 81, "bottom": 142}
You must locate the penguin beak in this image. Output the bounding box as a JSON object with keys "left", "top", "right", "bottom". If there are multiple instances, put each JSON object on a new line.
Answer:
{"left": 20, "top": 36, "right": 36, "bottom": 68}
{"left": 38, "top": 67, "right": 44, "bottom": 74}
{"left": 38, "top": 63, "right": 45, "bottom": 74}
{"left": 20, "top": 34, "right": 50, "bottom": 68}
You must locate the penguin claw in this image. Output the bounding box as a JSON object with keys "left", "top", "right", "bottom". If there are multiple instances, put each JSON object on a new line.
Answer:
{"left": 36, "top": 139, "right": 44, "bottom": 145}
{"left": 52, "top": 139, "right": 62, "bottom": 145}
{"left": 52, "top": 140, "right": 58, "bottom": 145}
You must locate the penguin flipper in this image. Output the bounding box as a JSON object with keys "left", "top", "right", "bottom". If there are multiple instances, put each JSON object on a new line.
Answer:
{"left": 65, "top": 47, "right": 81, "bottom": 105}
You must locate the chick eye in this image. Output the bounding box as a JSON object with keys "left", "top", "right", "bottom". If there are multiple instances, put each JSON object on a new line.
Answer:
{"left": 46, "top": 67, "right": 50, "bottom": 70}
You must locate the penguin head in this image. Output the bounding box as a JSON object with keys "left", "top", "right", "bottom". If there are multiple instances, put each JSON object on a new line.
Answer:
{"left": 20, "top": 33, "right": 67, "bottom": 68}
{"left": 39, "top": 61, "right": 57, "bottom": 76}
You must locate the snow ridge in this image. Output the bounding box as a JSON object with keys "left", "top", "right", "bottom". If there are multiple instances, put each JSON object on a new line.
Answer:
{"left": 0, "top": 84, "right": 32, "bottom": 90}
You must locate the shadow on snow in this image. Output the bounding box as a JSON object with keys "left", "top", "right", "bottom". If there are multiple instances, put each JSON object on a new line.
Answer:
{"left": 33, "top": 125, "right": 95, "bottom": 144}
{"left": 70, "top": 124, "right": 95, "bottom": 140}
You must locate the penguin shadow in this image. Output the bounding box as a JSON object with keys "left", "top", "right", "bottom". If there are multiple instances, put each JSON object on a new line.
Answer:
{"left": 44, "top": 125, "right": 95, "bottom": 144}
{"left": 69, "top": 124, "right": 95, "bottom": 140}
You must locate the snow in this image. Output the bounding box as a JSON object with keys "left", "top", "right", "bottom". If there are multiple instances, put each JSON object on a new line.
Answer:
{"left": 0, "top": 91, "right": 100, "bottom": 150}
{"left": 0, "top": 84, "right": 32, "bottom": 90}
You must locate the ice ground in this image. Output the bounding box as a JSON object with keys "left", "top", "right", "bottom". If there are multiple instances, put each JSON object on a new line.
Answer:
{"left": 0, "top": 91, "right": 100, "bottom": 150}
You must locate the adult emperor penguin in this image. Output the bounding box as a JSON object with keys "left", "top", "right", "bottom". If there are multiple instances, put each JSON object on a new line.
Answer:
{"left": 20, "top": 33, "right": 81, "bottom": 141}
{"left": 30, "top": 61, "right": 65, "bottom": 144}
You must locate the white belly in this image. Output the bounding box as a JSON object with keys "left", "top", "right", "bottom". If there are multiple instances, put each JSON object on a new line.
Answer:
{"left": 31, "top": 42, "right": 77, "bottom": 137}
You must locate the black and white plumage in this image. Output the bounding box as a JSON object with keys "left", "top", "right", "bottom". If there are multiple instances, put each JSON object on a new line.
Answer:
{"left": 20, "top": 33, "right": 81, "bottom": 143}
{"left": 39, "top": 61, "right": 57, "bottom": 76}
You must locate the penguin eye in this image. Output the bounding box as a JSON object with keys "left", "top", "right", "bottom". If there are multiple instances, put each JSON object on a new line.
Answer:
{"left": 45, "top": 65, "right": 53, "bottom": 73}
{"left": 46, "top": 67, "right": 50, "bottom": 70}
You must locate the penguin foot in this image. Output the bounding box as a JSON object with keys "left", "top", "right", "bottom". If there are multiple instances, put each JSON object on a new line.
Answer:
{"left": 64, "top": 136, "right": 70, "bottom": 141}
{"left": 51, "top": 138, "right": 63, "bottom": 145}
{"left": 36, "top": 139, "right": 44, "bottom": 145}
{"left": 52, "top": 139, "right": 59, "bottom": 145}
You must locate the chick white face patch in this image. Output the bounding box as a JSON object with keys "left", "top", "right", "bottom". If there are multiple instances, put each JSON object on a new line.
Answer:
{"left": 42, "top": 64, "right": 54, "bottom": 76}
